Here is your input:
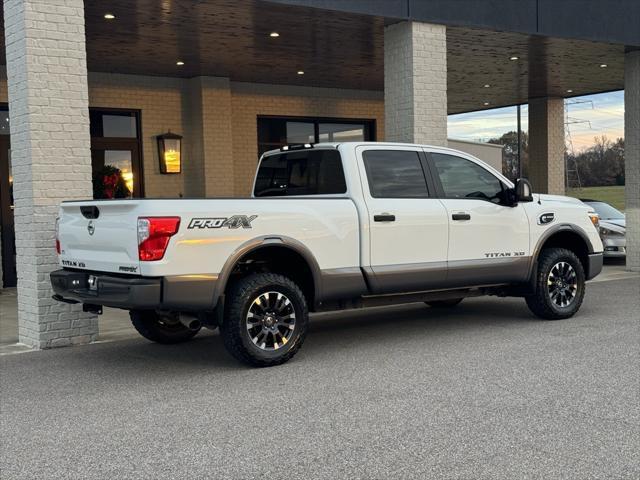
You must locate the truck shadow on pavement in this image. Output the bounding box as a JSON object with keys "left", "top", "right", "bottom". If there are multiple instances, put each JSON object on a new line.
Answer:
{"left": 76, "top": 296, "right": 547, "bottom": 373}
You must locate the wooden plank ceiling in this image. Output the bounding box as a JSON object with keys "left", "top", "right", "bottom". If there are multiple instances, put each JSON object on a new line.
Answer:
{"left": 0, "top": 0, "right": 626, "bottom": 114}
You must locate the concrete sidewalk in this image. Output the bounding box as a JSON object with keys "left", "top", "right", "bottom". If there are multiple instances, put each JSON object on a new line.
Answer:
{"left": 0, "top": 289, "right": 135, "bottom": 355}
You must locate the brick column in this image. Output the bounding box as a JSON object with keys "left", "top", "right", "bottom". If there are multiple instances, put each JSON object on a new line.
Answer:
{"left": 527, "top": 97, "right": 565, "bottom": 195}
{"left": 183, "top": 77, "right": 234, "bottom": 197}
{"left": 384, "top": 21, "right": 448, "bottom": 146}
{"left": 625, "top": 50, "right": 640, "bottom": 272}
{"left": 3, "top": 0, "right": 97, "bottom": 347}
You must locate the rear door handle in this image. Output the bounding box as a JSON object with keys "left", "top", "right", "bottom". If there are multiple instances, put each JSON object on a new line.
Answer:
{"left": 452, "top": 213, "right": 471, "bottom": 221}
{"left": 374, "top": 213, "right": 396, "bottom": 222}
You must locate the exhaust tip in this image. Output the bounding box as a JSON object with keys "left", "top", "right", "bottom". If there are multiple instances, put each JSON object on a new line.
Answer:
{"left": 178, "top": 314, "right": 202, "bottom": 331}
{"left": 187, "top": 320, "right": 202, "bottom": 331}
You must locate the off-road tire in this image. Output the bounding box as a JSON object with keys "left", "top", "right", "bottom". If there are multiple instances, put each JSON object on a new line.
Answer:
{"left": 426, "top": 298, "right": 464, "bottom": 308}
{"left": 525, "top": 247, "right": 586, "bottom": 320}
{"left": 130, "top": 310, "right": 201, "bottom": 344}
{"left": 221, "top": 273, "right": 308, "bottom": 367}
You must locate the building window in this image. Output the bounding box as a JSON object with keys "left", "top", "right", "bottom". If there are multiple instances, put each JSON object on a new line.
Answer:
{"left": 90, "top": 109, "right": 143, "bottom": 199}
{"left": 257, "top": 116, "right": 375, "bottom": 156}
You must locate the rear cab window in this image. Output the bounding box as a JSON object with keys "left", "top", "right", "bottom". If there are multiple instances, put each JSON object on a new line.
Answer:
{"left": 362, "top": 150, "right": 429, "bottom": 198}
{"left": 254, "top": 149, "right": 347, "bottom": 197}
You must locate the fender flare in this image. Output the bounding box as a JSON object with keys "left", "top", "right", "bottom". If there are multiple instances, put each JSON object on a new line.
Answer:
{"left": 527, "top": 223, "right": 596, "bottom": 280}
{"left": 211, "top": 235, "right": 323, "bottom": 309}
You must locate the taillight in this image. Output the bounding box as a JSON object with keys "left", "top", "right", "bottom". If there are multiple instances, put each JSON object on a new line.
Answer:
{"left": 137, "top": 217, "right": 180, "bottom": 261}
{"left": 55, "top": 217, "right": 61, "bottom": 254}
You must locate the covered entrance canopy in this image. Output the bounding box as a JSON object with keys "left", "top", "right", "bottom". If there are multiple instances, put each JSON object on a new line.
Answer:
{"left": 77, "top": 1, "right": 632, "bottom": 113}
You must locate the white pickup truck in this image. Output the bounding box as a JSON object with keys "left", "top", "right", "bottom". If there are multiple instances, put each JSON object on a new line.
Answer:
{"left": 51, "top": 142, "right": 603, "bottom": 366}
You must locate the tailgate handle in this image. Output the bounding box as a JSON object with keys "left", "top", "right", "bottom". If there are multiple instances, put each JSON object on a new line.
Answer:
{"left": 80, "top": 206, "right": 100, "bottom": 219}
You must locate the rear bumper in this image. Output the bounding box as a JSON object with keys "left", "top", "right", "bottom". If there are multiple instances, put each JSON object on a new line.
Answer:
{"left": 50, "top": 269, "right": 217, "bottom": 311}
{"left": 51, "top": 269, "right": 162, "bottom": 309}
{"left": 586, "top": 252, "right": 604, "bottom": 280}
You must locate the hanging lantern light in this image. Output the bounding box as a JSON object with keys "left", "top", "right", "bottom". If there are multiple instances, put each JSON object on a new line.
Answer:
{"left": 157, "top": 131, "right": 182, "bottom": 174}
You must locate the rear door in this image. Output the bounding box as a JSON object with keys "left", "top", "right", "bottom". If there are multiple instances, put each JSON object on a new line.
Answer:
{"left": 356, "top": 146, "right": 449, "bottom": 293}
{"left": 425, "top": 151, "right": 531, "bottom": 286}
{"left": 58, "top": 201, "right": 141, "bottom": 274}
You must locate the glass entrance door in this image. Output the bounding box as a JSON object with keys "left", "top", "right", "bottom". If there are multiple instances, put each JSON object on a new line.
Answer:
{"left": 90, "top": 109, "right": 143, "bottom": 199}
{"left": 91, "top": 147, "right": 141, "bottom": 198}
{"left": 0, "top": 134, "right": 16, "bottom": 287}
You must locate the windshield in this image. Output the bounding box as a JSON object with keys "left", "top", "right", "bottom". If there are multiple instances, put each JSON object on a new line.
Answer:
{"left": 587, "top": 201, "right": 624, "bottom": 220}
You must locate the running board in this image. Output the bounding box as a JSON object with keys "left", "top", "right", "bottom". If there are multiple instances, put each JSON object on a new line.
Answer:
{"left": 318, "top": 284, "right": 509, "bottom": 312}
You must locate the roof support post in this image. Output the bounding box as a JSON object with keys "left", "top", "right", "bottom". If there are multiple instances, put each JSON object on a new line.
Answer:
{"left": 527, "top": 97, "right": 565, "bottom": 195}
{"left": 183, "top": 77, "right": 234, "bottom": 198}
{"left": 3, "top": 0, "right": 97, "bottom": 348}
{"left": 625, "top": 50, "right": 640, "bottom": 272}
{"left": 384, "top": 21, "right": 448, "bottom": 146}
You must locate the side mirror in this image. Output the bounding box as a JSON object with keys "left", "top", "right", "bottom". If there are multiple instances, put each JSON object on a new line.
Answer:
{"left": 515, "top": 178, "right": 533, "bottom": 202}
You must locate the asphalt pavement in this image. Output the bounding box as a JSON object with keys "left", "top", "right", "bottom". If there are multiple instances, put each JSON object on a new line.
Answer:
{"left": 1, "top": 277, "right": 639, "bottom": 479}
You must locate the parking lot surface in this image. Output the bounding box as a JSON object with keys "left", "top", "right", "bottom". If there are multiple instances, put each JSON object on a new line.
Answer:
{"left": 1, "top": 277, "right": 639, "bottom": 479}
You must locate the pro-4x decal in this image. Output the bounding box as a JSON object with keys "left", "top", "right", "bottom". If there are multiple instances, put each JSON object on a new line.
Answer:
{"left": 188, "top": 215, "right": 257, "bottom": 229}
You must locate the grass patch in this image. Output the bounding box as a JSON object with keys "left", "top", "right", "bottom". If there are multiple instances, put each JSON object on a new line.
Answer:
{"left": 566, "top": 185, "right": 625, "bottom": 211}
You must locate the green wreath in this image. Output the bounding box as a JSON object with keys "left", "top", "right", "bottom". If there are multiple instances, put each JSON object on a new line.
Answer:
{"left": 92, "top": 165, "right": 131, "bottom": 199}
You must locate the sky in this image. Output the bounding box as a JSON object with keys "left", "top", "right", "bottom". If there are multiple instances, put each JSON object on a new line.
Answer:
{"left": 447, "top": 90, "right": 625, "bottom": 152}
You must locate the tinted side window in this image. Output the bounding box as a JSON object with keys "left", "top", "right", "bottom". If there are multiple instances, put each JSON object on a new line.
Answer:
{"left": 254, "top": 150, "right": 347, "bottom": 197}
{"left": 431, "top": 153, "right": 504, "bottom": 201}
{"left": 363, "top": 150, "right": 429, "bottom": 198}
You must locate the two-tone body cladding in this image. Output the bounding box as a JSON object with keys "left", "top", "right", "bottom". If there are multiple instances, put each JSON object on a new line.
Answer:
{"left": 51, "top": 141, "right": 603, "bottom": 366}
{"left": 56, "top": 198, "right": 361, "bottom": 309}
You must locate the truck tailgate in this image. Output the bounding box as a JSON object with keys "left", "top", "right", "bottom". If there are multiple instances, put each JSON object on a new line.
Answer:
{"left": 58, "top": 201, "right": 140, "bottom": 274}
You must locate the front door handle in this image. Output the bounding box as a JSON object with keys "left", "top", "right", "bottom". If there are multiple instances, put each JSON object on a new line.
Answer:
{"left": 374, "top": 213, "right": 396, "bottom": 222}
{"left": 452, "top": 212, "right": 471, "bottom": 221}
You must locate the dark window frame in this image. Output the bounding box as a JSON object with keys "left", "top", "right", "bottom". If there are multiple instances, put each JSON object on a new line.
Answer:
{"left": 257, "top": 115, "right": 376, "bottom": 155}
{"left": 90, "top": 107, "right": 145, "bottom": 198}
{"left": 362, "top": 149, "right": 433, "bottom": 199}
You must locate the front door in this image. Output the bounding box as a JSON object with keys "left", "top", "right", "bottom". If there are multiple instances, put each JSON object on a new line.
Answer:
{"left": 90, "top": 146, "right": 141, "bottom": 199}
{"left": 426, "top": 151, "right": 531, "bottom": 286}
{"left": 0, "top": 135, "right": 17, "bottom": 287}
{"left": 357, "top": 146, "right": 449, "bottom": 294}
{"left": 90, "top": 109, "right": 143, "bottom": 199}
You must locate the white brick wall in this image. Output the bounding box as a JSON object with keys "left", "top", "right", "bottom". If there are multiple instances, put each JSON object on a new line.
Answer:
{"left": 3, "top": 0, "right": 97, "bottom": 347}
{"left": 527, "top": 97, "right": 565, "bottom": 195}
{"left": 384, "top": 21, "right": 447, "bottom": 146}
{"left": 625, "top": 51, "right": 640, "bottom": 272}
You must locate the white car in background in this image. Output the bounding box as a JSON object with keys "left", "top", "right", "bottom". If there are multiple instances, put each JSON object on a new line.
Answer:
{"left": 581, "top": 199, "right": 626, "bottom": 258}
